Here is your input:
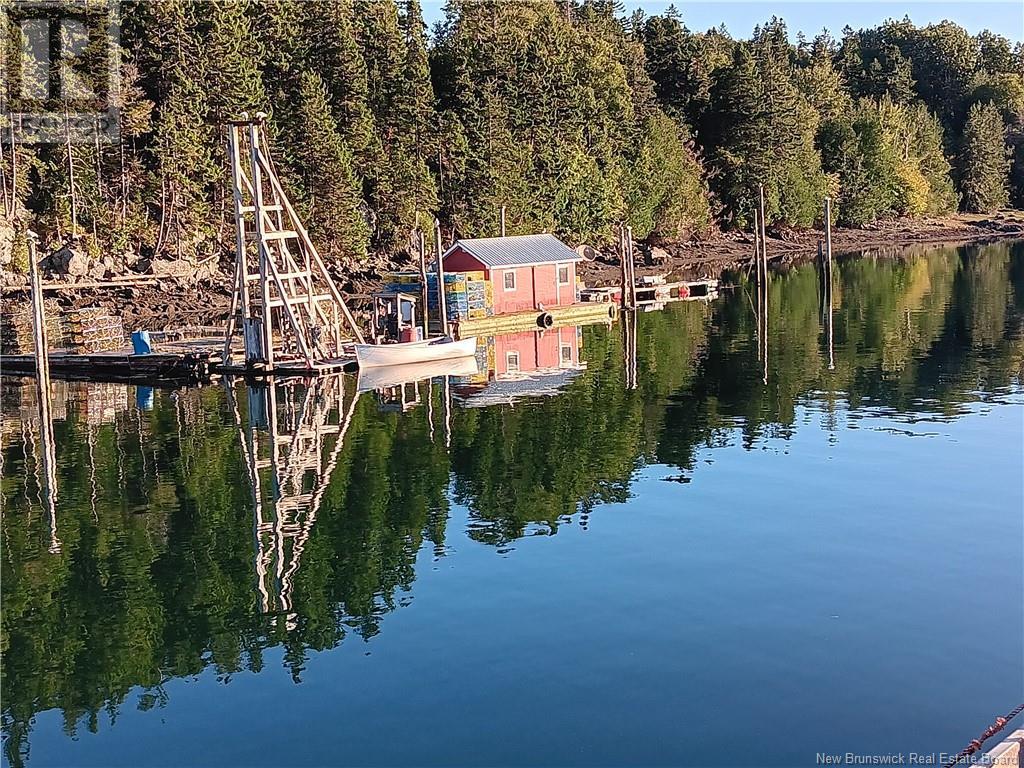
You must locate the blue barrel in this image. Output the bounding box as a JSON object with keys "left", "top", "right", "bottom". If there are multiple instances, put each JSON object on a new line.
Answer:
{"left": 131, "top": 330, "right": 152, "bottom": 355}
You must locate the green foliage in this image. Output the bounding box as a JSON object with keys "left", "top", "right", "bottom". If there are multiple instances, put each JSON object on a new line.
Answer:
{"left": 431, "top": 0, "right": 644, "bottom": 241}
{"left": 290, "top": 72, "right": 370, "bottom": 263}
{"left": 353, "top": 0, "right": 438, "bottom": 251}
{"left": 4, "top": 1, "right": 1022, "bottom": 273}
{"left": 821, "top": 97, "right": 957, "bottom": 225}
{"left": 1011, "top": 141, "right": 1024, "bottom": 208}
{"left": 959, "top": 101, "right": 1010, "bottom": 212}
{"left": 704, "top": 35, "right": 828, "bottom": 228}
{"left": 626, "top": 111, "right": 711, "bottom": 240}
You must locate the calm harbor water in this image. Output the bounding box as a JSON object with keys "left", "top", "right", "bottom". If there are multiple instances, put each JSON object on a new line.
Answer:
{"left": 2, "top": 242, "right": 1022, "bottom": 767}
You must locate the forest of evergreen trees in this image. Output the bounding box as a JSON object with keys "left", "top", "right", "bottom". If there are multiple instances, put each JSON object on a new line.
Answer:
{"left": 3, "top": 0, "right": 1023, "bottom": 271}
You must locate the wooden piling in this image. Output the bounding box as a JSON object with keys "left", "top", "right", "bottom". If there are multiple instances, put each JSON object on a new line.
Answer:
{"left": 824, "top": 197, "right": 835, "bottom": 372}
{"left": 28, "top": 239, "right": 51, "bottom": 385}
{"left": 824, "top": 197, "right": 833, "bottom": 277}
{"left": 758, "top": 184, "right": 768, "bottom": 286}
{"left": 619, "top": 223, "right": 632, "bottom": 310}
{"left": 435, "top": 219, "right": 449, "bottom": 337}
{"left": 754, "top": 207, "right": 763, "bottom": 295}
{"left": 418, "top": 228, "right": 429, "bottom": 337}
{"left": 622, "top": 225, "right": 630, "bottom": 309}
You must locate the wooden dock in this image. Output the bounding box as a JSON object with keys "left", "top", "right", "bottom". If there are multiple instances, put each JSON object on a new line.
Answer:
{"left": 1, "top": 339, "right": 358, "bottom": 383}
{"left": 1, "top": 349, "right": 214, "bottom": 384}
{"left": 634, "top": 278, "right": 718, "bottom": 303}
{"left": 451, "top": 301, "right": 617, "bottom": 338}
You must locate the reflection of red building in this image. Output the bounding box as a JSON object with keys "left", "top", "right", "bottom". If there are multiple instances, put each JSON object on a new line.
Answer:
{"left": 442, "top": 234, "right": 581, "bottom": 315}
{"left": 493, "top": 327, "right": 579, "bottom": 376}
{"left": 454, "top": 327, "right": 586, "bottom": 408}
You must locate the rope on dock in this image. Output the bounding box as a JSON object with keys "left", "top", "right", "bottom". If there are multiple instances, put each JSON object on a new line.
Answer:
{"left": 943, "top": 702, "right": 1024, "bottom": 767}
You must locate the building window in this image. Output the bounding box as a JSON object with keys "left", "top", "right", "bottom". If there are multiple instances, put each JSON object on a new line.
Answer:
{"left": 506, "top": 351, "right": 520, "bottom": 372}
{"left": 560, "top": 344, "right": 573, "bottom": 366}
{"left": 503, "top": 271, "right": 517, "bottom": 291}
{"left": 558, "top": 265, "right": 570, "bottom": 285}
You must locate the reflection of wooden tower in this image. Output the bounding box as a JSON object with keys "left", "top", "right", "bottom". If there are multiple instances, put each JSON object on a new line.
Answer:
{"left": 223, "top": 116, "right": 365, "bottom": 372}
{"left": 228, "top": 374, "right": 360, "bottom": 625}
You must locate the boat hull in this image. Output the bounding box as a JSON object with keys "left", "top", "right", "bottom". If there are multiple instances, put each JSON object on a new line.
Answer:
{"left": 354, "top": 337, "right": 478, "bottom": 368}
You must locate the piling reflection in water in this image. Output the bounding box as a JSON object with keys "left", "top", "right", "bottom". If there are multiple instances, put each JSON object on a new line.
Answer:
{"left": 1, "top": 241, "right": 1022, "bottom": 766}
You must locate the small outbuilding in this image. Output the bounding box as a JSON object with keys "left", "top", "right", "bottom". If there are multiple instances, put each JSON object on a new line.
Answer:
{"left": 442, "top": 234, "right": 582, "bottom": 315}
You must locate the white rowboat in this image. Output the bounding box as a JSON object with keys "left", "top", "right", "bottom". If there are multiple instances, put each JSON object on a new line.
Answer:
{"left": 354, "top": 336, "right": 478, "bottom": 368}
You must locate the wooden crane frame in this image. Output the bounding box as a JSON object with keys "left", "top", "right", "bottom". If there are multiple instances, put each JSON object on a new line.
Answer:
{"left": 223, "top": 117, "right": 364, "bottom": 372}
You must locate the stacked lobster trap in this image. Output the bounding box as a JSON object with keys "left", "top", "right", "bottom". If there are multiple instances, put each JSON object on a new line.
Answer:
{"left": 384, "top": 270, "right": 494, "bottom": 323}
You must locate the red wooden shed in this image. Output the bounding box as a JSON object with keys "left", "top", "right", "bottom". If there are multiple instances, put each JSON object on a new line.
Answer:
{"left": 442, "top": 234, "right": 582, "bottom": 315}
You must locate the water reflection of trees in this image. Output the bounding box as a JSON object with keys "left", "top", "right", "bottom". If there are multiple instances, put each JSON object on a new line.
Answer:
{"left": 2, "top": 242, "right": 1021, "bottom": 765}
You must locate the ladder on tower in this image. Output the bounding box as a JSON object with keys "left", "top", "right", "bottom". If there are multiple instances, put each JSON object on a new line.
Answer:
{"left": 222, "top": 115, "right": 365, "bottom": 373}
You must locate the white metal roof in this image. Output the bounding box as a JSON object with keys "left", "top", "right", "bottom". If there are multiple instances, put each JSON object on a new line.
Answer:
{"left": 444, "top": 234, "right": 582, "bottom": 268}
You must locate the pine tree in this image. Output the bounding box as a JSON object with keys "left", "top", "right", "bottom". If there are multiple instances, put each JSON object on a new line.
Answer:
{"left": 705, "top": 35, "right": 827, "bottom": 228}
{"left": 1010, "top": 141, "right": 1024, "bottom": 208}
{"left": 144, "top": 0, "right": 218, "bottom": 258}
{"left": 795, "top": 33, "right": 852, "bottom": 122}
{"left": 302, "top": 0, "right": 379, "bottom": 172}
{"left": 291, "top": 72, "right": 369, "bottom": 263}
{"left": 397, "top": 0, "right": 440, "bottom": 234}
{"left": 203, "top": 0, "right": 267, "bottom": 125}
{"left": 353, "top": 0, "right": 437, "bottom": 252}
{"left": 838, "top": 27, "right": 916, "bottom": 105}
{"left": 959, "top": 101, "right": 1010, "bottom": 212}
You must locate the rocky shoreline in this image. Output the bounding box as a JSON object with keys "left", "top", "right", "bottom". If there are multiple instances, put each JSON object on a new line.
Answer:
{"left": 577, "top": 210, "right": 1024, "bottom": 286}
{"left": 3, "top": 212, "right": 1023, "bottom": 334}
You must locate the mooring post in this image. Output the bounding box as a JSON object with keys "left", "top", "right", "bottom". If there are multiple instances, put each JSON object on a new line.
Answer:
{"left": 758, "top": 184, "right": 767, "bottom": 288}
{"left": 418, "top": 228, "right": 429, "bottom": 338}
{"left": 824, "top": 197, "right": 833, "bottom": 281}
{"left": 758, "top": 184, "right": 769, "bottom": 381}
{"left": 28, "top": 238, "right": 51, "bottom": 383}
{"left": 500, "top": 205, "right": 506, "bottom": 237}
{"left": 619, "top": 223, "right": 630, "bottom": 310}
{"left": 435, "top": 219, "right": 449, "bottom": 337}
{"left": 824, "top": 197, "right": 835, "bottom": 372}
{"left": 626, "top": 226, "right": 638, "bottom": 308}
{"left": 754, "top": 206, "right": 763, "bottom": 293}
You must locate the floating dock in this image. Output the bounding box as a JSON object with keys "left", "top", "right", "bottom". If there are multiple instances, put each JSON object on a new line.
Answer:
{"left": 1, "top": 340, "right": 359, "bottom": 383}
{"left": 451, "top": 301, "right": 617, "bottom": 339}
{"left": 1, "top": 348, "right": 214, "bottom": 384}
{"left": 634, "top": 278, "right": 718, "bottom": 303}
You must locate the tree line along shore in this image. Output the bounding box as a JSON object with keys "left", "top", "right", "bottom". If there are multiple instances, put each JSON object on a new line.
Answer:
{"left": 1, "top": 0, "right": 1023, "bottom": 284}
